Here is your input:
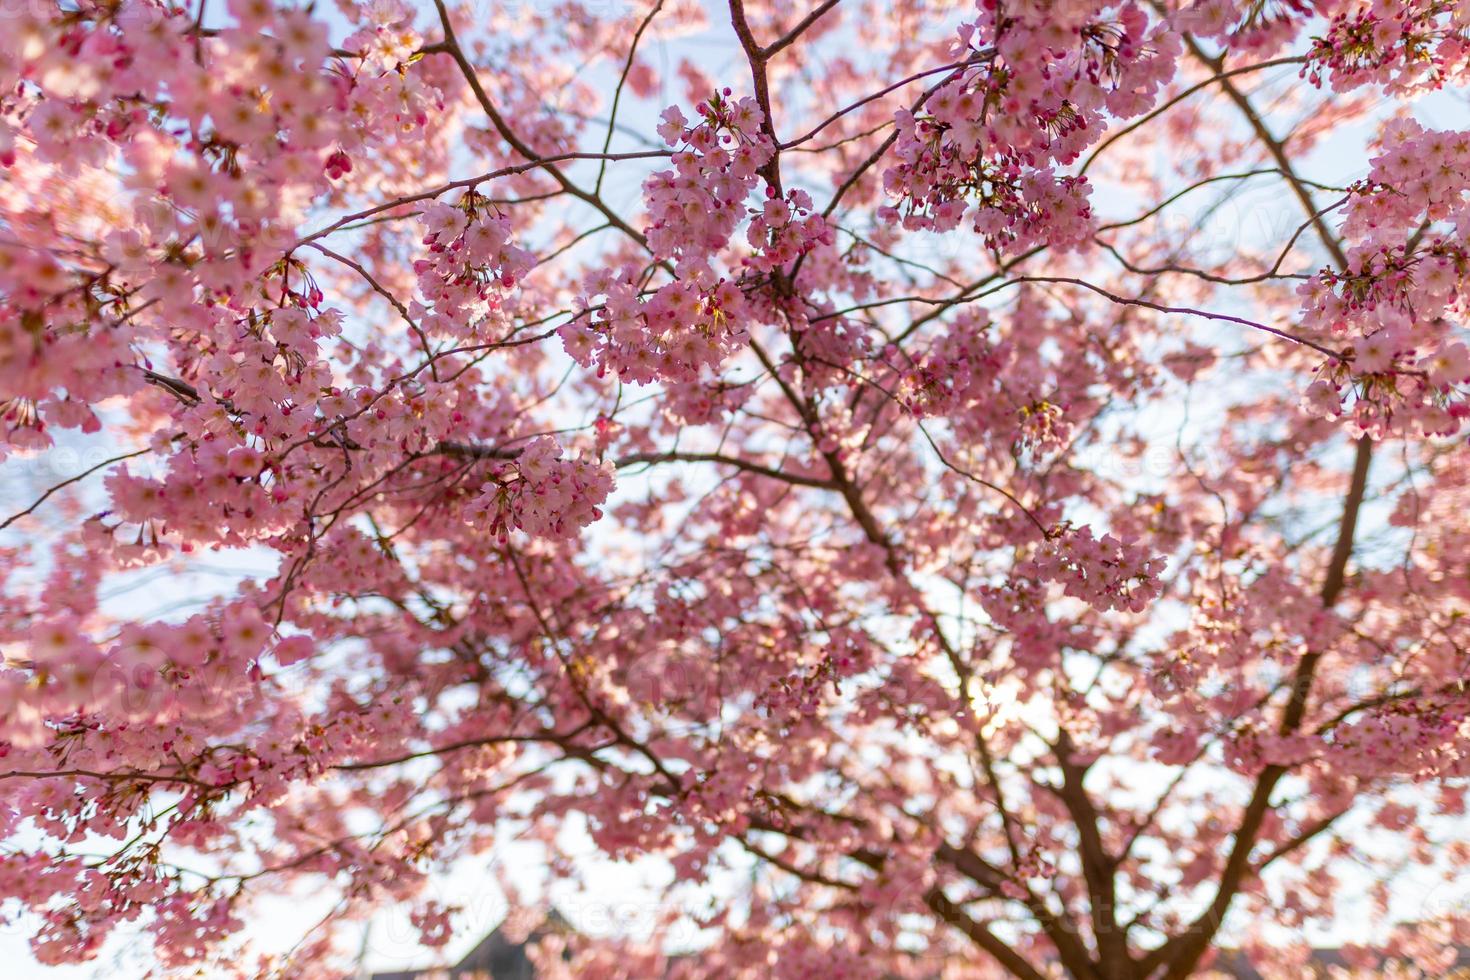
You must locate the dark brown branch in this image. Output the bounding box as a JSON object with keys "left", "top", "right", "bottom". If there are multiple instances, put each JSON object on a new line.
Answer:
{"left": 434, "top": 441, "right": 837, "bottom": 489}
{"left": 762, "top": 0, "right": 843, "bottom": 58}
{"left": 1143, "top": 436, "right": 1373, "bottom": 979}
{"left": 1053, "top": 731, "right": 1129, "bottom": 976}
{"left": 728, "top": 0, "right": 785, "bottom": 197}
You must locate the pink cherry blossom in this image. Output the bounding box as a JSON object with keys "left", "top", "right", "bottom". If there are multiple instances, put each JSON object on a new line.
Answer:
{"left": 1, "top": 0, "right": 1469, "bottom": 976}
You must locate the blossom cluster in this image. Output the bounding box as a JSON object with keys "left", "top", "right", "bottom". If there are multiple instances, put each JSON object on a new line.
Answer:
{"left": 1023, "top": 524, "right": 1168, "bottom": 613}
{"left": 0, "top": 0, "right": 440, "bottom": 459}
{"left": 468, "top": 437, "right": 614, "bottom": 539}
{"left": 561, "top": 267, "right": 752, "bottom": 384}
{"left": 899, "top": 306, "right": 1079, "bottom": 456}
{"left": 880, "top": 3, "right": 1181, "bottom": 252}
{"left": 645, "top": 92, "right": 774, "bottom": 268}
{"left": 744, "top": 187, "right": 833, "bottom": 271}
{"left": 2, "top": 599, "right": 276, "bottom": 749}
{"left": 1305, "top": 0, "right": 1470, "bottom": 94}
{"left": 1299, "top": 120, "right": 1470, "bottom": 436}
{"left": 415, "top": 194, "right": 537, "bottom": 338}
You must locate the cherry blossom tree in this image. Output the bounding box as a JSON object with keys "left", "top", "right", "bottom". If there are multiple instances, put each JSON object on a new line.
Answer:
{"left": 2, "top": 0, "right": 1470, "bottom": 975}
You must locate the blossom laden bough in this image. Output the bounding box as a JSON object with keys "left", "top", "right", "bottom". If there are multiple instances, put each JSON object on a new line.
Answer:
{"left": 1, "top": 0, "right": 1470, "bottom": 976}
